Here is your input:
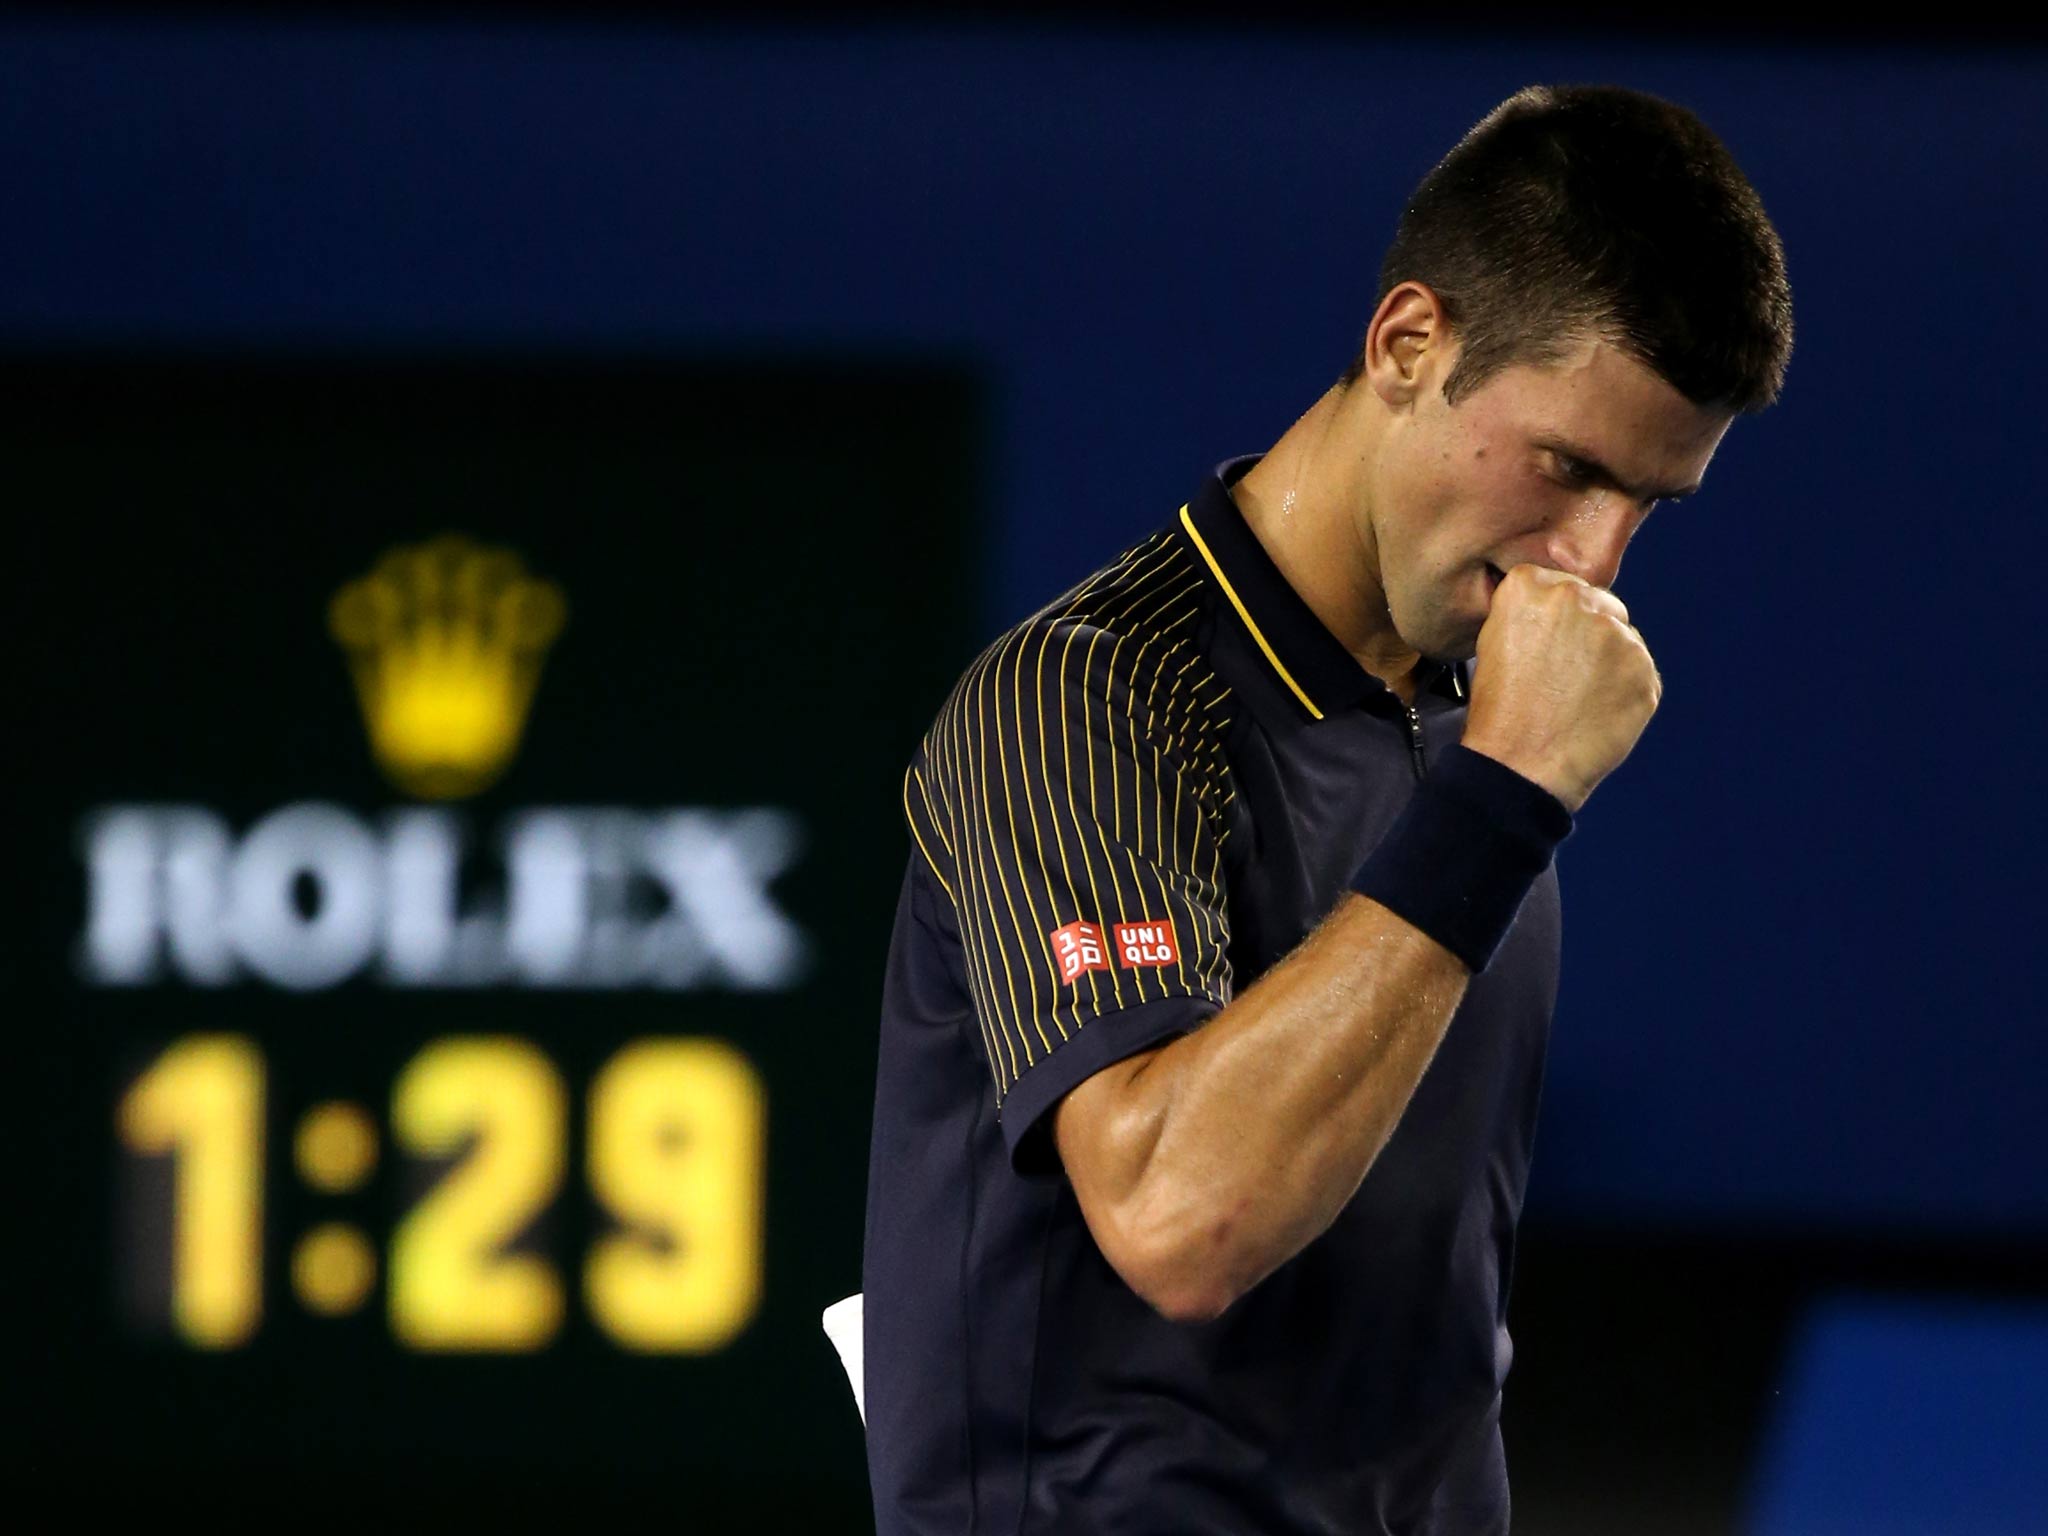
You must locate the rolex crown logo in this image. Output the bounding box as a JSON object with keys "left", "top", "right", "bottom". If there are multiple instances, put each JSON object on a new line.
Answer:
{"left": 329, "top": 536, "right": 566, "bottom": 800}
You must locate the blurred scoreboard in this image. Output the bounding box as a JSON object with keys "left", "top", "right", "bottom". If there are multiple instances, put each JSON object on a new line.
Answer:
{"left": 9, "top": 356, "right": 980, "bottom": 1519}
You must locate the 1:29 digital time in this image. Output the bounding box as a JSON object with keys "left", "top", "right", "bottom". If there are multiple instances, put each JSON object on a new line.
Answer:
{"left": 117, "top": 1034, "right": 765, "bottom": 1355}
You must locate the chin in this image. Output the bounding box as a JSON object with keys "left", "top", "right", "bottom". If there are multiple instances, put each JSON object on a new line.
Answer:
{"left": 1394, "top": 582, "right": 1484, "bottom": 665}
{"left": 1402, "top": 611, "right": 1481, "bottom": 666}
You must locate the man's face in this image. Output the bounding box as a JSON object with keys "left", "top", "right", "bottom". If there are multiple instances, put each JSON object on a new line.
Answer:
{"left": 1369, "top": 336, "right": 1736, "bottom": 661}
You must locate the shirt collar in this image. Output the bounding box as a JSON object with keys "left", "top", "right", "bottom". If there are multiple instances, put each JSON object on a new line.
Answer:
{"left": 1179, "top": 454, "right": 1466, "bottom": 722}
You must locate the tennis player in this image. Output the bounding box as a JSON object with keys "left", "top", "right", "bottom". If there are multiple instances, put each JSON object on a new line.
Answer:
{"left": 862, "top": 83, "right": 1792, "bottom": 1534}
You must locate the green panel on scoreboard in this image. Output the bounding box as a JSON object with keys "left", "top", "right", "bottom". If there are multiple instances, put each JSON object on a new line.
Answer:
{"left": 7, "top": 356, "right": 983, "bottom": 1521}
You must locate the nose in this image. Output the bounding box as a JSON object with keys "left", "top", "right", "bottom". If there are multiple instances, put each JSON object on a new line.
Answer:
{"left": 1543, "top": 495, "right": 1639, "bottom": 590}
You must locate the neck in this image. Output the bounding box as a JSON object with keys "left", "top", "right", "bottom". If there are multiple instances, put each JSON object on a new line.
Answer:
{"left": 1230, "top": 386, "right": 1421, "bottom": 704}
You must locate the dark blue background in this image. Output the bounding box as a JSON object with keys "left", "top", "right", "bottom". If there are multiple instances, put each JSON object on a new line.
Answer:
{"left": 7, "top": 19, "right": 2043, "bottom": 1232}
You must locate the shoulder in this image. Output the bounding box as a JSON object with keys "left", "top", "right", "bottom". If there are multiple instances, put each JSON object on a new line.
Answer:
{"left": 937, "top": 529, "right": 1224, "bottom": 729}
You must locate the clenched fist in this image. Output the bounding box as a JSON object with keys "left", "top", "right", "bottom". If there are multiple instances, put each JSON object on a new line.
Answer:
{"left": 1461, "top": 565, "right": 1661, "bottom": 813}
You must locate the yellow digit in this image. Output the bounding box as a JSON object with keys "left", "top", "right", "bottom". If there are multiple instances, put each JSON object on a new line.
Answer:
{"left": 388, "top": 1037, "right": 565, "bottom": 1352}
{"left": 585, "top": 1038, "right": 766, "bottom": 1352}
{"left": 116, "top": 1035, "right": 265, "bottom": 1349}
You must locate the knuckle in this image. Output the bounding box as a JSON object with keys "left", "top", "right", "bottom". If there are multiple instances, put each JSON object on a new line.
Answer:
{"left": 1581, "top": 588, "right": 1628, "bottom": 623}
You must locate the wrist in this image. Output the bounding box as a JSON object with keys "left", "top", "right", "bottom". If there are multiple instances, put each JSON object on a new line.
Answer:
{"left": 1347, "top": 745, "right": 1573, "bottom": 973}
{"left": 1453, "top": 732, "right": 1586, "bottom": 813}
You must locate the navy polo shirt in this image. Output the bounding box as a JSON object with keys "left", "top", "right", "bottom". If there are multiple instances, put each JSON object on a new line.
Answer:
{"left": 862, "top": 455, "right": 1563, "bottom": 1535}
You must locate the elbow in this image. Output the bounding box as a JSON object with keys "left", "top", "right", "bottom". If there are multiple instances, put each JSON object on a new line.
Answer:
{"left": 1103, "top": 1196, "right": 1251, "bottom": 1326}
{"left": 1139, "top": 1274, "right": 1236, "bottom": 1326}
{"left": 1058, "top": 1058, "right": 1258, "bottom": 1325}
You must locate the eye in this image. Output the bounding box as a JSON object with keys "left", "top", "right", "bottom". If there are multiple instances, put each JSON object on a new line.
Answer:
{"left": 1549, "top": 451, "right": 1595, "bottom": 488}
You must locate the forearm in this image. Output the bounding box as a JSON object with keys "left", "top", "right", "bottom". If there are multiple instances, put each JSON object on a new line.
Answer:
{"left": 1059, "top": 743, "right": 1574, "bottom": 1320}
{"left": 1068, "top": 892, "right": 1470, "bottom": 1319}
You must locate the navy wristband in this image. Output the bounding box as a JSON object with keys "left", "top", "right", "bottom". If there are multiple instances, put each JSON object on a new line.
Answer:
{"left": 1348, "top": 744, "right": 1574, "bottom": 974}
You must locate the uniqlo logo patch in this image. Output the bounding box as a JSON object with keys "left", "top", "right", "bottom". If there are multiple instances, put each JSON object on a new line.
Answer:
{"left": 1049, "top": 921, "right": 1109, "bottom": 984}
{"left": 1114, "top": 920, "right": 1179, "bottom": 968}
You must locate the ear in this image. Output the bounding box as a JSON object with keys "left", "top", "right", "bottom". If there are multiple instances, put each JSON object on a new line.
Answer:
{"left": 1361, "top": 282, "right": 1453, "bottom": 410}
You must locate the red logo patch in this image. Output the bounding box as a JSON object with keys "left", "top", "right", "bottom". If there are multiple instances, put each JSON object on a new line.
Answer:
{"left": 1049, "top": 920, "right": 1109, "bottom": 984}
{"left": 1113, "top": 920, "right": 1179, "bottom": 968}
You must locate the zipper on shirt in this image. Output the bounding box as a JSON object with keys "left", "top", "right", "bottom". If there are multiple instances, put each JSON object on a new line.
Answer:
{"left": 1402, "top": 703, "right": 1428, "bottom": 781}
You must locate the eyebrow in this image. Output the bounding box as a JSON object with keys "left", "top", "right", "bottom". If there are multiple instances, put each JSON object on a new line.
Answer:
{"left": 1537, "top": 435, "right": 1701, "bottom": 504}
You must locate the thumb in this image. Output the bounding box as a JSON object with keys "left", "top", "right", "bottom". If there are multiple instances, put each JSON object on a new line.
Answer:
{"left": 1518, "top": 565, "right": 1588, "bottom": 589}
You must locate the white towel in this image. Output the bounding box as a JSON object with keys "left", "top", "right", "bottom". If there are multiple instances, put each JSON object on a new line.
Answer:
{"left": 822, "top": 1292, "right": 865, "bottom": 1424}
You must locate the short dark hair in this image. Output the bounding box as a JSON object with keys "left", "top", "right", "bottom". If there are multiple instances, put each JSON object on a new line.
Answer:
{"left": 1342, "top": 84, "right": 1793, "bottom": 413}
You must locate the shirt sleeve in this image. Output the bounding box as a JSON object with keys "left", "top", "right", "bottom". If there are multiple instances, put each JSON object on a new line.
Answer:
{"left": 904, "top": 613, "right": 1234, "bottom": 1170}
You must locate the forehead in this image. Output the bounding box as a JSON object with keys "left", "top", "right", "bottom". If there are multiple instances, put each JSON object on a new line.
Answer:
{"left": 1470, "top": 338, "right": 1733, "bottom": 473}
